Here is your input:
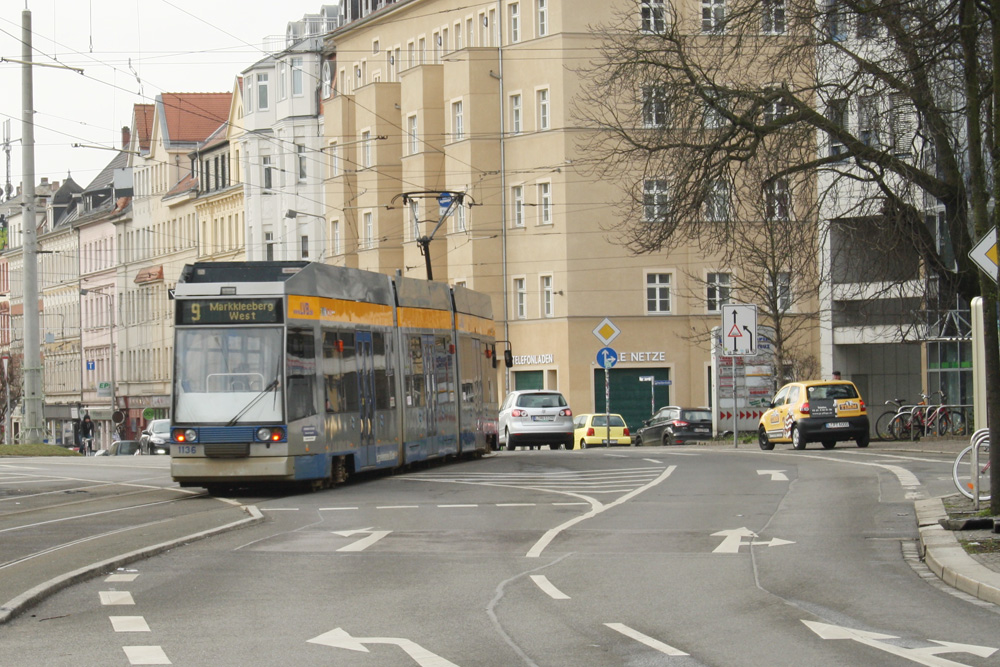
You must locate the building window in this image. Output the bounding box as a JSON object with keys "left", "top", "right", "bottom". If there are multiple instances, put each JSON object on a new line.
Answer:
{"left": 889, "top": 93, "right": 915, "bottom": 157}
{"left": 514, "top": 278, "right": 526, "bottom": 319}
{"left": 363, "top": 211, "right": 374, "bottom": 248}
{"left": 537, "top": 88, "right": 550, "bottom": 130}
{"left": 246, "top": 76, "right": 254, "bottom": 113}
{"left": 331, "top": 220, "right": 341, "bottom": 254}
{"left": 257, "top": 72, "right": 269, "bottom": 110}
{"left": 452, "top": 100, "right": 464, "bottom": 140}
{"left": 824, "top": 0, "right": 847, "bottom": 41}
{"left": 410, "top": 199, "right": 420, "bottom": 241}
{"left": 362, "top": 130, "right": 372, "bottom": 167}
{"left": 329, "top": 143, "right": 339, "bottom": 177}
{"left": 859, "top": 95, "right": 878, "bottom": 147}
{"left": 510, "top": 94, "right": 522, "bottom": 134}
{"left": 279, "top": 62, "right": 288, "bottom": 100}
{"left": 761, "top": 0, "right": 785, "bottom": 34}
{"left": 512, "top": 185, "right": 524, "bottom": 227}
{"left": 643, "top": 85, "right": 668, "bottom": 127}
{"left": 455, "top": 201, "right": 467, "bottom": 232}
{"left": 408, "top": 114, "right": 419, "bottom": 155}
{"left": 301, "top": 235, "right": 310, "bottom": 259}
{"left": 643, "top": 179, "right": 668, "bottom": 221}
{"left": 646, "top": 273, "right": 672, "bottom": 313}
{"left": 541, "top": 275, "right": 553, "bottom": 318}
{"left": 265, "top": 232, "right": 275, "bottom": 260}
{"left": 772, "top": 272, "right": 792, "bottom": 311}
{"left": 641, "top": 0, "right": 666, "bottom": 34}
{"left": 704, "top": 95, "right": 728, "bottom": 128}
{"left": 764, "top": 178, "right": 790, "bottom": 220}
{"left": 702, "top": 0, "right": 726, "bottom": 33}
{"left": 297, "top": 145, "right": 308, "bottom": 182}
{"left": 827, "top": 98, "right": 848, "bottom": 159}
{"left": 455, "top": 22, "right": 463, "bottom": 49}
{"left": 537, "top": 0, "right": 548, "bottom": 36}
{"left": 538, "top": 182, "right": 552, "bottom": 224}
{"left": 292, "top": 57, "right": 304, "bottom": 96}
{"left": 509, "top": 3, "right": 520, "bottom": 43}
{"left": 762, "top": 87, "right": 788, "bottom": 123}
{"left": 705, "top": 179, "right": 729, "bottom": 221}
{"left": 707, "top": 272, "right": 731, "bottom": 312}
{"left": 262, "top": 155, "right": 273, "bottom": 190}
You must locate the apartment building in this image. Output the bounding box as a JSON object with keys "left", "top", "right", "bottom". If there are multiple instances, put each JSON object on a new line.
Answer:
{"left": 319, "top": 0, "right": 818, "bottom": 431}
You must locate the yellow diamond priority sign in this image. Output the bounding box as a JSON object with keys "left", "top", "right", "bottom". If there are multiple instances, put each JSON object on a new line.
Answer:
{"left": 592, "top": 317, "right": 620, "bottom": 346}
{"left": 970, "top": 227, "right": 999, "bottom": 283}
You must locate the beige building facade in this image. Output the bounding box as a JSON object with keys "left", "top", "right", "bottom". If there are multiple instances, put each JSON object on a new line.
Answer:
{"left": 318, "top": 0, "right": 821, "bottom": 433}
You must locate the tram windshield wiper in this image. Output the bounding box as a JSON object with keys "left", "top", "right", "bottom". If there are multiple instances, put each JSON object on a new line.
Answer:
{"left": 226, "top": 378, "right": 280, "bottom": 426}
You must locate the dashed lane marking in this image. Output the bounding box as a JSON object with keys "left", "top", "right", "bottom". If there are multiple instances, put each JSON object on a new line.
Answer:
{"left": 605, "top": 623, "right": 688, "bottom": 656}
{"left": 100, "top": 591, "right": 135, "bottom": 605}
{"left": 531, "top": 575, "right": 570, "bottom": 600}
{"left": 122, "top": 645, "right": 171, "bottom": 665}
{"left": 110, "top": 616, "right": 151, "bottom": 632}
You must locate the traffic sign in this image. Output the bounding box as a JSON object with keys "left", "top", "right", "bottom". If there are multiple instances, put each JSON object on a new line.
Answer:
{"left": 592, "top": 318, "right": 621, "bottom": 346}
{"left": 721, "top": 304, "right": 758, "bottom": 356}
{"left": 596, "top": 347, "right": 618, "bottom": 369}
{"left": 969, "top": 227, "right": 998, "bottom": 283}
{"left": 654, "top": 380, "right": 672, "bottom": 386}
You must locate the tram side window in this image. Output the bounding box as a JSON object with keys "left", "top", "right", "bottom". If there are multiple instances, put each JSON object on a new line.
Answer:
{"left": 436, "top": 335, "right": 455, "bottom": 404}
{"left": 323, "top": 330, "right": 358, "bottom": 413}
{"left": 373, "top": 332, "right": 393, "bottom": 410}
{"left": 287, "top": 330, "right": 317, "bottom": 421}
{"left": 406, "top": 335, "right": 425, "bottom": 408}
{"left": 459, "top": 336, "right": 480, "bottom": 405}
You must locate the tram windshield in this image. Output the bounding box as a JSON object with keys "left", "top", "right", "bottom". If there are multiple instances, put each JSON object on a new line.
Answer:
{"left": 173, "top": 327, "right": 284, "bottom": 424}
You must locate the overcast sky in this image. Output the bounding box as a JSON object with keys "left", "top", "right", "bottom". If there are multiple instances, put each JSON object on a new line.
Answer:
{"left": 0, "top": 0, "right": 332, "bottom": 198}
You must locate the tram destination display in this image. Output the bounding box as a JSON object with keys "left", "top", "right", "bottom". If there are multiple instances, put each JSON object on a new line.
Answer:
{"left": 178, "top": 298, "right": 283, "bottom": 325}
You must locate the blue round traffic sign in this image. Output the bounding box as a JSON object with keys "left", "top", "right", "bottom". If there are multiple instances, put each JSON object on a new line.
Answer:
{"left": 597, "top": 346, "right": 618, "bottom": 369}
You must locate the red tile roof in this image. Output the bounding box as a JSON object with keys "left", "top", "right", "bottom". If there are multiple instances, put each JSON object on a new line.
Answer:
{"left": 132, "top": 104, "right": 154, "bottom": 152}
{"left": 160, "top": 93, "right": 232, "bottom": 144}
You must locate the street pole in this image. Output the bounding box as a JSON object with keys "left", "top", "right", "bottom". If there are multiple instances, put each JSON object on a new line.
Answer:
{"left": 20, "top": 9, "right": 44, "bottom": 443}
{"left": 2, "top": 354, "right": 9, "bottom": 445}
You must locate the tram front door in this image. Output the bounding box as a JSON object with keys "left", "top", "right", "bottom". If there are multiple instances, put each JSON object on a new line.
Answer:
{"left": 356, "top": 331, "right": 376, "bottom": 468}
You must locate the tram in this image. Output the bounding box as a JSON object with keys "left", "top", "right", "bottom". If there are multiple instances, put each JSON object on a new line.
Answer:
{"left": 169, "top": 261, "right": 508, "bottom": 491}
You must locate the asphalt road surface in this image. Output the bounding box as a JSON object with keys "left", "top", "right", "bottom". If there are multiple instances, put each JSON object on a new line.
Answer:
{"left": 2, "top": 444, "right": 999, "bottom": 666}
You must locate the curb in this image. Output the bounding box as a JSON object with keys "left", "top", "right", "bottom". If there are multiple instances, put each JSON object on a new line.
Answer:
{"left": 914, "top": 498, "right": 1000, "bottom": 606}
{"left": 0, "top": 505, "right": 264, "bottom": 625}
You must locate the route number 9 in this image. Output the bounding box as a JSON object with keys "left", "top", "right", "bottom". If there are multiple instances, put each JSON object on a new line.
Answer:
{"left": 190, "top": 303, "right": 201, "bottom": 322}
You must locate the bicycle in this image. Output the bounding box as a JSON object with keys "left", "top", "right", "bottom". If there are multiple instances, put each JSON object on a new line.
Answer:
{"left": 876, "top": 398, "right": 909, "bottom": 440}
{"left": 928, "top": 390, "right": 967, "bottom": 437}
{"left": 953, "top": 429, "right": 991, "bottom": 502}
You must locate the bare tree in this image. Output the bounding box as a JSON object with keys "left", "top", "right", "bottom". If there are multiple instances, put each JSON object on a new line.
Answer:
{"left": 578, "top": 0, "right": 999, "bottom": 508}
{"left": 1, "top": 352, "right": 22, "bottom": 444}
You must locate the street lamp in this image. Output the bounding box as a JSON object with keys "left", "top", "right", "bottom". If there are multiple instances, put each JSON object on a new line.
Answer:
{"left": 80, "top": 288, "right": 115, "bottom": 435}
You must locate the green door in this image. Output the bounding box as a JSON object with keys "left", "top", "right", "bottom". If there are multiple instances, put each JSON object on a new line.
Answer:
{"left": 514, "top": 370, "right": 544, "bottom": 390}
{"left": 592, "top": 368, "right": 671, "bottom": 433}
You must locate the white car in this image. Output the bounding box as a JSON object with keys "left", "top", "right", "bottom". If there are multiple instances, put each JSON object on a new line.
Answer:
{"left": 140, "top": 419, "right": 172, "bottom": 455}
{"left": 498, "top": 390, "right": 574, "bottom": 451}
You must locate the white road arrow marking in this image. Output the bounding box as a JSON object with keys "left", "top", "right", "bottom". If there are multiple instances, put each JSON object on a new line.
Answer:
{"left": 712, "top": 527, "right": 757, "bottom": 553}
{"left": 605, "top": 623, "right": 688, "bottom": 656}
{"left": 750, "top": 538, "right": 796, "bottom": 548}
{"left": 332, "top": 529, "right": 392, "bottom": 552}
{"left": 308, "top": 627, "right": 460, "bottom": 666}
{"left": 757, "top": 469, "right": 789, "bottom": 481}
{"left": 531, "top": 574, "right": 570, "bottom": 600}
{"left": 803, "top": 620, "right": 997, "bottom": 666}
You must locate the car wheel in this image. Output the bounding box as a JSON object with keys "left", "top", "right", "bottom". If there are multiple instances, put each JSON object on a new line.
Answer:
{"left": 661, "top": 431, "right": 672, "bottom": 447}
{"left": 856, "top": 432, "right": 870, "bottom": 448}
{"left": 579, "top": 439, "right": 587, "bottom": 450}
{"left": 758, "top": 427, "right": 774, "bottom": 451}
{"left": 633, "top": 436, "right": 642, "bottom": 447}
{"left": 792, "top": 426, "right": 806, "bottom": 450}
{"left": 822, "top": 440, "right": 836, "bottom": 449}
{"left": 505, "top": 430, "right": 516, "bottom": 451}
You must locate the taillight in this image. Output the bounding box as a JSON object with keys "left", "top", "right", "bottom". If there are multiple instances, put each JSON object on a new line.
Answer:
{"left": 586, "top": 427, "right": 595, "bottom": 436}
{"left": 672, "top": 420, "right": 689, "bottom": 427}
{"left": 560, "top": 409, "right": 573, "bottom": 417}
{"left": 800, "top": 402, "right": 810, "bottom": 414}
{"left": 511, "top": 409, "right": 526, "bottom": 417}
{"left": 623, "top": 427, "right": 630, "bottom": 436}
{"left": 860, "top": 400, "right": 866, "bottom": 413}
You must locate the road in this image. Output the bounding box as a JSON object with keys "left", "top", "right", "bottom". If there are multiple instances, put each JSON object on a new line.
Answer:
{"left": 2, "top": 444, "right": 998, "bottom": 666}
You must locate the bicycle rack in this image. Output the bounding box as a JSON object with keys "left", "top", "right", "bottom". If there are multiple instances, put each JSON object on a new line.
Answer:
{"left": 969, "top": 428, "right": 990, "bottom": 511}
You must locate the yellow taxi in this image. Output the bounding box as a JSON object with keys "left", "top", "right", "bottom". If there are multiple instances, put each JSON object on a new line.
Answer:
{"left": 572, "top": 413, "right": 631, "bottom": 449}
{"left": 758, "top": 380, "right": 870, "bottom": 450}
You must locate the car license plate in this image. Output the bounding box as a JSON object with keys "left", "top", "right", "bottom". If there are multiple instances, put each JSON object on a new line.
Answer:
{"left": 826, "top": 422, "right": 849, "bottom": 429}
{"left": 694, "top": 428, "right": 710, "bottom": 433}
{"left": 532, "top": 415, "right": 554, "bottom": 422}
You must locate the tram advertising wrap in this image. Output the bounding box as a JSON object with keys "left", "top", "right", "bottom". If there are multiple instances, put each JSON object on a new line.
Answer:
{"left": 169, "top": 262, "right": 508, "bottom": 492}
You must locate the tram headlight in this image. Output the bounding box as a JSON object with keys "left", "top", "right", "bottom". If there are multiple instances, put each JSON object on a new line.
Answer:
{"left": 184, "top": 429, "right": 198, "bottom": 442}
{"left": 256, "top": 427, "right": 272, "bottom": 441}
{"left": 256, "top": 427, "right": 284, "bottom": 442}
{"left": 172, "top": 428, "right": 198, "bottom": 443}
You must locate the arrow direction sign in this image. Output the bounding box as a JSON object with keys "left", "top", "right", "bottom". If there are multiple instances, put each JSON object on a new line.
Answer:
{"left": 757, "top": 470, "right": 789, "bottom": 481}
{"left": 802, "top": 620, "right": 997, "bottom": 666}
{"left": 332, "top": 529, "right": 392, "bottom": 552}
{"left": 721, "top": 304, "right": 758, "bottom": 356}
{"left": 712, "top": 527, "right": 757, "bottom": 553}
{"left": 308, "top": 628, "right": 460, "bottom": 666}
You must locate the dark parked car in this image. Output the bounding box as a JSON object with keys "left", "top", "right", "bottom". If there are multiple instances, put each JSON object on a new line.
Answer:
{"left": 98, "top": 440, "right": 143, "bottom": 456}
{"left": 635, "top": 406, "right": 714, "bottom": 446}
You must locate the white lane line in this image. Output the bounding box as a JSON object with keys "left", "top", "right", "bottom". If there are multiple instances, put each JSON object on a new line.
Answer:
{"left": 318, "top": 507, "right": 359, "bottom": 511}
{"left": 122, "top": 645, "right": 172, "bottom": 665}
{"left": 643, "top": 458, "right": 663, "bottom": 464}
{"left": 497, "top": 503, "right": 536, "bottom": 507}
{"left": 531, "top": 575, "right": 570, "bottom": 600}
{"left": 376, "top": 505, "right": 419, "bottom": 509}
{"left": 438, "top": 504, "right": 478, "bottom": 508}
{"left": 553, "top": 502, "right": 589, "bottom": 506}
{"left": 260, "top": 507, "right": 299, "bottom": 511}
{"left": 111, "top": 616, "right": 151, "bottom": 632}
{"left": 100, "top": 591, "right": 135, "bottom": 606}
{"left": 526, "top": 466, "right": 676, "bottom": 558}
{"left": 106, "top": 573, "right": 139, "bottom": 583}
{"left": 605, "top": 623, "right": 688, "bottom": 656}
